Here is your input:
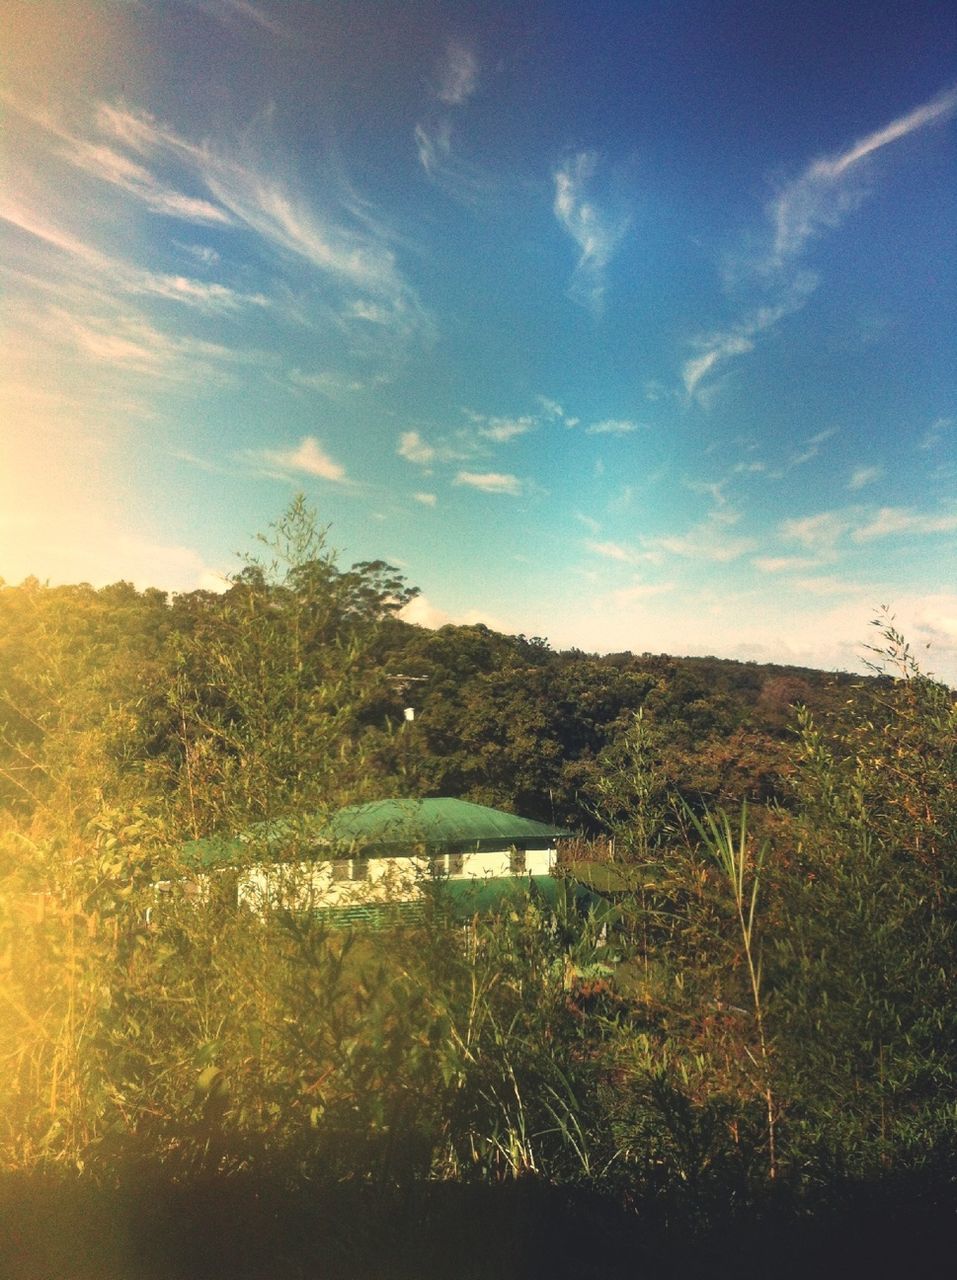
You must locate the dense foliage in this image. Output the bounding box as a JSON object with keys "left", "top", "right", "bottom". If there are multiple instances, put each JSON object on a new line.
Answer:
{"left": 1, "top": 501, "right": 955, "bottom": 1274}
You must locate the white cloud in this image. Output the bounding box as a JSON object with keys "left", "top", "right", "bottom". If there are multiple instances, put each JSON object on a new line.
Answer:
{"left": 684, "top": 478, "right": 728, "bottom": 508}
{"left": 479, "top": 416, "right": 536, "bottom": 443}
{"left": 399, "top": 593, "right": 507, "bottom": 633}
{"left": 753, "top": 555, "right": 820, "bottom": 574}
{"left": 779, "top": 511, "right": 849, "bottom": 551}
{"left": 35, "top": 303, "right": 249, "bottom": 381}
{"left": 204, "top": 167, "right": 400, "bottom": 296}
{"left": 553, "top": 152, "right": 629, "bottom": 314}
{"left": 683, "top": 334, "right": 754, "bottom": 398}
{"left": 259, "top": 436, "right": 347, "bottom": 482}
{"left": 416, "top": 42, "right": 485, "bottom": 200}
{"left": 684, "top": 88, "right": 955, "bottom": 406}
{"left": 683, "top": 276, "right": 817, "bottom": 400}
{"left": 290, "top": 369, "right": 365, "bottom": 395}
{"left": 781, "top": 426, "right": 837, "bottom": 472}
{"left": 453, "top": 471, "right": 523, "bottom": 496}
{"left": 848, "top": 464, "right": 883, "bottom": 491}
{"left": 852, "top": 505, "right": 957, "bottom": 541}
{"left": 399, "top": 594, "right": 452, "bottom": 629}
{"left": 654, "top": 524, "right": 757, "bottom": 563}
{"left": 63, "top": 138, "right": 233, "bottom": 225}
{"left": 586, "top": 418, "right": 641, "bottom": 436}
{"left": 1, "top": 197, "right": 265, "bottom": 315}
{"left": 413, "top": 119, "right": 490, "bottom": 203}
{"left": 537, "top": 396, "right": 564, "bottom": 419}
{"left": 179, "top": 243, "right": 220, "bottom": 265}
{"left": 2, "top": 90, "right": 235, "bottom": 230}
{"left": 413, "top": 492, "right": 437, "bottom": 507}
{"left": 435, "top": 40, "right": 480, "bottom": 106}
{"left": 200, "top": 0, "right": 294, "bottom": 40}
{"left": 768, "top": 85, "right": 957, "bottom": 266}
{"left": 415, "top": 120, "right": 452, "bottom": 178}
{"left": 397, "top": 430, "right": 436, "bottom": 465}
{"left": 585, "top": 539, "right": 638, "bottom": 563}
{"left": 920, "top": 416, "right": 954, "bottom": 450}
{"left": 89, "top": 101, "right": 427, "bottom": 340}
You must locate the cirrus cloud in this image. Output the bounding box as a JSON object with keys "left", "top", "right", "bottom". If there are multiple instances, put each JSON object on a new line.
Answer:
{"left": 453, "top": 470, "right": 522, "bottom": 496}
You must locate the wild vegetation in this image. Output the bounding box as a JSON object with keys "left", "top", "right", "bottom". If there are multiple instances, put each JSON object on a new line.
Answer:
{"left": 1, "top": 499, "right": 955, "bottom": 1277}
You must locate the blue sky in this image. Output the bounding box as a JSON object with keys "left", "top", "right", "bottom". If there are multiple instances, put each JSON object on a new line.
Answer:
{"left": 2, "top": 0, "right": 955, "bottom": 680}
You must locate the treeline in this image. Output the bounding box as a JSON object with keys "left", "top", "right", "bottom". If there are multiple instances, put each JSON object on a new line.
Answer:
{"left": 1, "top": 499, "right": 955, "bottom": 1276}
{"left": 0, "top": 500, "right": 862, "bottom": 835}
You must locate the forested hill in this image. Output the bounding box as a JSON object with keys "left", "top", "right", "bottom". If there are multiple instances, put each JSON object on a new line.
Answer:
{"left": 1, "top": 558, "right": 864, "bottom": 835}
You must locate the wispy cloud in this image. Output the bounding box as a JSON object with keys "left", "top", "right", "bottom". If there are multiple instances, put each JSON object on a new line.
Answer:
{"left": 63, "top": 138, "right": 232, "bottom": 224}
{"left": 90, "top": 101, "right": 427, "bottom": 338}
{"left": 779, "top": 511, "right": 849, "bottom": 551}
{"left": 768, "top": 85, "right": 957, "bottom": 267}
{"left": 1, "top": 198, "right": 266, "bottom": 313}
{"left": 852, "top": 505, "right": 957, "bottom": 541}
{"left": 537, "top": 396, "right": 564, "bottom": 419}
{"left": 415, "top": 40, "right": 489, "bottom": 200}
{"left": 289, "top": 368, "right": 365, "bottom": 395}
{"left": 29, "top": 300, "right": 255, "bottom": 383}
{"left": 685, "top": 86, "right": 956, "bottom": 405}
{"left": 920, "top": 416, "right": 954, "bottom": 450}
{"left": 3, "top": 90, "right": 232, "bottom": 227}
{"left": 453, "top": 470, "right": 523, "bottom": 496}
{"left": 462, "top": 402, "right": 580, "bottom": 446}
{"left": 1, "top": 198, "right": 103, "bottom": 266}
{"left": 198, "top": 0, "right": 295, "bottom": 41}
{"left": 553, "top": 152, "right": 629, "bottom": 314}
{"left": 435, "top": 39, "right": 480, "bottom": 106}
{"left": 585, "top": 539, "right": 639, "bottom": 563}
{"left": 683, "top": 274, "right": 817, "bottom": 400}
{"left": 397, "top": 430, "right": 437, "bottom": 466}
{"left": 258, "top": 436, "right": 347, "bottom": 483}
{"left": 413, "top": 492, "right": 437, "bottom": 507}
{"left": 848, "top": 463, "right": 882, "bottom": 491}
{"left": 476, "top": 415, "right": 536, "bottom": 443}
{"left": 586, "top": 418, "right": 641, "bottom": 436}
{"left": 771, "top": 426, "right": 837, "bottom": 476}
{"left": 415, "top": 120, "right": 453, "bottom": 178}
{"left": 178, "top": 242, "right": 221, "bottom": 266}
{"left": 414, "top": 120, "right": 490, "bottom": 202}
{"left": 654, "top": 523, "right": 758, "bottom": 563}
{"left": 753, "top": 555, "right": 821, "bottom": 573}
{"left": 684, "top": 477, "right": 728, "bottom": 508}
{"left": 203, "top": 165, "right": 401, "bottom": 296}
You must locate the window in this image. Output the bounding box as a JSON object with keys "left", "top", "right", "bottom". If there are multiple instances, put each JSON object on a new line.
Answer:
{"left": 448, "top": 852, "right": 464, "bottom": 876}
{"left": 351, "top": 857, "right": 369, "bottom": 881}
{"left": 429, "top": 855, "right": 446, "bottom": 877}
{"left": 509, "top": 847, "right": 526, "bottom": 874}
{"left": 331, "top": 859, "right": 351, "bottom": 882}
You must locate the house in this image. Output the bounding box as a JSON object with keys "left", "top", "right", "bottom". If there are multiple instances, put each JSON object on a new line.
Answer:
{"left": 184, "top": 797, "right": 570, "bottom": 925}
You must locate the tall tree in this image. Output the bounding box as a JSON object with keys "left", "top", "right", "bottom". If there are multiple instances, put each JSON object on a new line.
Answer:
{"left": 168, "top": 496, "right": 417, "bottom": 835}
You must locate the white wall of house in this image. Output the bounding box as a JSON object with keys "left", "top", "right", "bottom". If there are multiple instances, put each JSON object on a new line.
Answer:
{"left": 236, "top": 844, "right": 556, "bottom": 913}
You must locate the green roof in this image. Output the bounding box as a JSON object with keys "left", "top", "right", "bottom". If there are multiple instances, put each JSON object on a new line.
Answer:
{"left": 321, "top": 798, "right": 567, "bottom": 851}
{"left": 185, "top": 798, "right": 569, "bottom": 868}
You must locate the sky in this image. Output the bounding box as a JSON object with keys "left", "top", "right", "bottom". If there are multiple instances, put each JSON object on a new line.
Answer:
{"left": 2, "top": 0, "right": 956, "bottom": 682}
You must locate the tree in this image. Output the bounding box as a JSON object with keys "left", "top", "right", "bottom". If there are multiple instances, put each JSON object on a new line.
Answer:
{"left": 167, "top": 496, "right": 418, "bottom": 835}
